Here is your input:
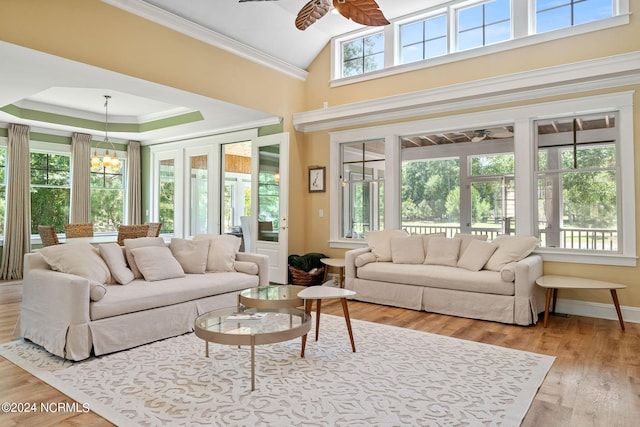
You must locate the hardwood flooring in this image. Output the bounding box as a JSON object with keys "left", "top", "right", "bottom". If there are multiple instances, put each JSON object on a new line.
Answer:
{"left": 0, "top": 281, "right": 638, "bottom": 426}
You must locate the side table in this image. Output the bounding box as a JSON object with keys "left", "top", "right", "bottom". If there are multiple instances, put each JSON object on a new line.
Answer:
{"left": 535, "top": 275, "right": 626, "bottom": 330}
{"left": 320, "top": 257, "right": 346, "bottom": 288}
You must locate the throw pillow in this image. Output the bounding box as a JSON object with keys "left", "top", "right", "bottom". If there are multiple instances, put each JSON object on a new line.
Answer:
{"left": 234, "top": 260, "right": 259, "bottom": 275}
{"left": 40, "top": 242, "right": 111, "bottom": 285}
{"left": 90, "top": 282, "right": 107, "bottom": 302}
{"left": 99, "top": 243, "right": 134, "bottom": 285}
{"left": 354, "top": 252, "right": 377, "bottom": 268}
{"left": 457, "top": 239, "right": 498, "bottom": 271}
{"left": 364, "top": 229, "right": 409, "bottom": 262}
{"left": 485, "top": 235, "right": 540, "bottom": 271}
{"left": 193, "top": 234, "right": 242, "bottom": 272}
{"left": 130, "top": 246, "right": 185, "bottom": 281}
{"left": 421, "top": 232, "right": 446, "bottom": 257}
{"left": 391, "top": 235, "right": 425, "bottom": 264}
{"left": 169, "top": 238, "right": 209, "bottom": 274}
{"left": 454, "top": 233, "right": 488, "bottom": 257}
{"left": 423, "top": 237, "right": 461, "bottom": 267}
{"left": 124, "top": 237, "right": 166, "bottom": 279}
{"left": 500, "top": 262, "right": 517, "bottom": 282}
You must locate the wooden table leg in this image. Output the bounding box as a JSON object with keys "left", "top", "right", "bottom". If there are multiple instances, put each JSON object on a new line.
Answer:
{"left": 301, "top": 299, "right": 313, "bottom": 358}
{"left": 551, "top": 288, "right": 558, "bottom": 313}
{"left": 315, "top": 299, "right": 321, "bottom": 341}
{"left": 341, "top": 298, "right": 356, "bottom": 352}
{"left": 543, "top": 288, "right": 553, "bottom": 328}
{"left": 610, "top": 289, "right": 626, "bottom": 331}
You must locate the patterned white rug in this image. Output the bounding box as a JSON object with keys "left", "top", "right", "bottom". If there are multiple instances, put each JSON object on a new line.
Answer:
{"left": 1, "top": 315, "right": 554, "bottom": 426}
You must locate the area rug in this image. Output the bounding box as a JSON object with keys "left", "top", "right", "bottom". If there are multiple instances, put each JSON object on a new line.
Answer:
{"left": 0, "top": 315, "right": 554, "bottom": 426}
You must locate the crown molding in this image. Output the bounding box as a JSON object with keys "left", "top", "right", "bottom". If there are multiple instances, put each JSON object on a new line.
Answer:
{"left": 293, "top": 51, "right": 640, "bottom": 132}
{"left": 102, "top": 0, "right": 308, "bottom": 82}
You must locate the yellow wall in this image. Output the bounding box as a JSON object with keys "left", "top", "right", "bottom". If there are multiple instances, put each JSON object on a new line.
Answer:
{"left": 299, "top": 1, "right": 640, "bottom": 308}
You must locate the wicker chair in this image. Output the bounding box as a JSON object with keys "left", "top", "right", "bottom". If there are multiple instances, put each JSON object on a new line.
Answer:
{"left": 38, "top": 225, "right": 60, "bottom": 247}
{"left": 145, "top": 222, "right": 162, "bottom": 237}
{"left": 117, "top": 224, "right": 150, "bottom": 246}
{"left": 64, "top": 223, "right": 94, "bottom": 238}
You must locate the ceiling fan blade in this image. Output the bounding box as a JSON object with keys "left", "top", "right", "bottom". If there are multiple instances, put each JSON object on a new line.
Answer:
{"left": 296, "top": 0, "right": 331, "bottom": 31}
{"left": 332, "top": 0, "right": 390, "bottom": 27}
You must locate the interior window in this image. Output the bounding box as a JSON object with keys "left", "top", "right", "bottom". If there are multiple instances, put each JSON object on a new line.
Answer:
{"left": 342, "top": 32, "right": 384, "bottom": 77}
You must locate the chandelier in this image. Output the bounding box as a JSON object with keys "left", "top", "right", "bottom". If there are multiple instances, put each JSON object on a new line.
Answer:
{"left": 91, "top": 95, "right": 120, "bottom": 170}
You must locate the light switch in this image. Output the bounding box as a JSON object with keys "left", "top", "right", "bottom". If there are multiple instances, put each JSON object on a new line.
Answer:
{"left": 319, "top": 209, "right": 324, "bottom": 217}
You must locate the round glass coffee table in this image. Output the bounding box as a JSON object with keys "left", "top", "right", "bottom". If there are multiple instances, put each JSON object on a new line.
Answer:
{"left": 194, "top": 306, "right": 310, "bottom": 391}
{"left": 238, "top": 285, "right": 306, "bottom": 309}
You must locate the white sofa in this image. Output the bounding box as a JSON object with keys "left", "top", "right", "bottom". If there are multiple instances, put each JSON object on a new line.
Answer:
{"left": 16, "top": 235, "right": 268, "bottom": 361}
{"left": 344, "top": 231, "right": 545, "bottom": 326}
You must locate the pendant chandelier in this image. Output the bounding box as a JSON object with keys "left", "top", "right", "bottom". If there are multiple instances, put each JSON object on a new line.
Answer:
{"left": 91, "top": 95, "right": 120, "bottom": 170}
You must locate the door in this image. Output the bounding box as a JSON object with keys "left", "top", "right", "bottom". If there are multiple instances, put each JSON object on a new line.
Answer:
{"left": 252, "top": 133, "right": 289, "bottom": 284}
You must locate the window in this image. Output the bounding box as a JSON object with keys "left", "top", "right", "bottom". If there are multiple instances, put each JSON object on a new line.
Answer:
{"left": 342, "top": 32, "right": 384, "bottom": 77}
{"left": 400, "top": 127, "right": 514, "bottom": 239}
{"left": 400, "top": 13, "right": 447, "bottom": 64}
{"left": 190, "top": 154, "right": 208, "bottom": 235}
{"left": 535, "top": 113, "right": 619, "bottom": 251}
{"left": 30, "top": 151, "right": 71, "bottom": 234}
{"left": 457, "top": 0, "right": 511, "bottom": 51}
{"left": 159, "top": 159, "right": 175, "bottom": 234}
{"left": 340, "top": 140, "right": 385, "bottom": 239}
{"left": 331, "top": 0, "right": 627, "bottom": 83}
{"left": 329, "top": 93, "right": 634, "bottom": 265}
{"left": 91, "top": 162, "right": 125, "bottom": 233}
{"left": 536, "top": 0, "right": 613, "bottom": 34}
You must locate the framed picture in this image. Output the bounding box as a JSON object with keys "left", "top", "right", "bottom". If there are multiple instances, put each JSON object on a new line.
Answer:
{"left": 308, "top": 166, "right": 326, "bottom": 193}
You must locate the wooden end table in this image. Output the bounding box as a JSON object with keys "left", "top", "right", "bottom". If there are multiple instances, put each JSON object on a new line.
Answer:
{"left": 320, "top": 258, "right": 346, "bottom": 288}
{"left": 535, "top": 275, "right": 626, "bottom": 331}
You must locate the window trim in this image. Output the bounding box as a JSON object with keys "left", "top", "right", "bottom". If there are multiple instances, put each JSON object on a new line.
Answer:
{"left": 331, "top": 0, "right": 629, "bottom": 86}
{"left": 329, "top": 91, "right": 636, "bottom": 266}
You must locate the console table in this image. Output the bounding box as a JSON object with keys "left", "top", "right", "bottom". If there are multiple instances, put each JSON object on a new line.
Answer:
{"left": 535, "top": 275, "right": 626, "bottom": 331}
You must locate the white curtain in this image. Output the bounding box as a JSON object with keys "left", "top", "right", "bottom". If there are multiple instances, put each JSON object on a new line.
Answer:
{"left": 0, "top": 124, "right": 31, "bottom": 279}
{"left": 70, "top": 132, "right": 92, "bottom": 223}
{"left": 127, "top": 140, "right": 141, "bottom": 225}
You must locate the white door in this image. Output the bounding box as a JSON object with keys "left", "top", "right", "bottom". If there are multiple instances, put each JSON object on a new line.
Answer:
{"left": 251, "top": 133, "right": 289, "bottom": 284}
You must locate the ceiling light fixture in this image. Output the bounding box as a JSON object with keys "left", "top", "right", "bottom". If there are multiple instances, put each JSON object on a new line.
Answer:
{"left": 91, "top": 95, "right": 120, "bottom": 170}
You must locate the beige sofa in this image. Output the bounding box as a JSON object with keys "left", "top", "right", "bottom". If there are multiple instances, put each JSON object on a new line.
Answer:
{"left": 344, "top": 231, "right": 545, "bottom": 326}
{"left": 16, "top": 235, "right": 268, "bottom": 361}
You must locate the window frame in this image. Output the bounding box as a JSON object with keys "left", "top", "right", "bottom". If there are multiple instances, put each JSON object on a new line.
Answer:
{"left": 329, "top": 92, "right": 635, "bottom": 266}
{"left": 90, "top": 158, "right": 127, "bottom": 233}
{"left": 331, "top": 0, "right": 628, "bottom": 85}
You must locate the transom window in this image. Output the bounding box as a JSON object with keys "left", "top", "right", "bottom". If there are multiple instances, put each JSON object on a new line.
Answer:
{"left": 400, "top": 13, "right": 447, "bottom": 64}
{"left": 457, "top": 0, "right": 511, "bottom": 51}
{"left": 341, "top": 32, "right": 384, "bottom": 77}
{"left": 536, "top": 0, "right": 614, "bottom": 33}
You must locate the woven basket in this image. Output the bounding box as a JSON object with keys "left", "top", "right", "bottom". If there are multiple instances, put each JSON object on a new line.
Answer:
{"left": 288, "top": 266, "right": 325, "bottom": 286}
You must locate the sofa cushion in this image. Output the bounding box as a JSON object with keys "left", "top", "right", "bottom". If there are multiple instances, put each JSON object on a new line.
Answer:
{"left": 234, "top": 260, "right": 259, "bottom": 275}
{"left": 124, "top": 237, "right": 166, "bottom": 279}
{"left": 500, "top": 262, "right": 517, "bottom": 282}
{"left": 90, "top": 283, "right": 107, "bottom": 302}
{"left": 356, "top": 262, "right": 514, "bottom": 296}
{"left": 454, "top": 233, "right": 488, "bottom": 256}
{"left": 485, "top": 235, "right": 539, "bottom": 271}
{"left": 193, "top": 234, "right": 241, "bottom": 272}
{"left": 424, "top": 237, "right": 461, "bottom": 267}
{"left": 99, "top": 243, "right": 134, "bottom": 285}
{"left": 131, "top": 246, "right": 186, "bottom": 281}
{"left": 457, "top": 240, "right": 497, "bottom": 271}
{"left": 391, "top": 235, "right": 425, "bottom": 264}
{"left": 365, "top": 229, "right": 409, "bottom": 262}
{"left": 421, "top": 232, "right": 446, "bottom": 257}
{"left": 169, "top": 238, "right": 209, "bottom": 274}
{"left": 40, "top": 242, "right": 111, "bottom": 285}
{"left": 355, "top": 252, "right": 377, "bottom": 267}
{"left": 90, "top": 272, "right": 260, "bottom": 320}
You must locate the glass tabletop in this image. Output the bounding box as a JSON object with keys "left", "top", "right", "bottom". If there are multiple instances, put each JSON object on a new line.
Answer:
{"left": 195, "top": 306, "right": 308, "bottom": 337}
{"left": 239, "top": 285, "right": 306, "bottom": 301}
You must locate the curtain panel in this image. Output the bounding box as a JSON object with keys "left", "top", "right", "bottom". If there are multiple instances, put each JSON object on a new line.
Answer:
{"left": 127, "top": 140, "right": 141, "bottom": 225}
{"left": 70, "top": 132, "right": 92, "bottom": 223}
{"left": 0, "top": 124, "right": 31, "bottom": 279}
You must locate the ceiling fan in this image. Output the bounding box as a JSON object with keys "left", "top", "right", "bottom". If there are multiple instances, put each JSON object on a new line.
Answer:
{"left": 239, "top": 0, "right": 390, "bottom": 31}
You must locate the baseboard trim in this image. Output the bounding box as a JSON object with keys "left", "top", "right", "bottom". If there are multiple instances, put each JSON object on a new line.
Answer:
{"left": 554, "top": 298, "right": 640, "bottom": 324}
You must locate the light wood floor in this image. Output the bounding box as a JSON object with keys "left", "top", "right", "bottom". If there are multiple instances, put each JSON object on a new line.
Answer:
{"left": 1, "top": 282, "right": 638, "bottom": 427}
